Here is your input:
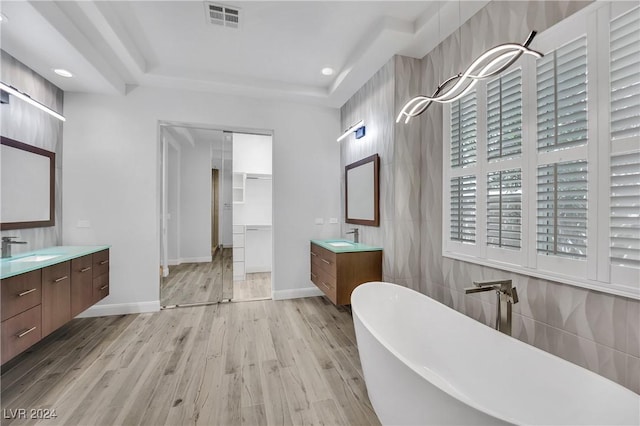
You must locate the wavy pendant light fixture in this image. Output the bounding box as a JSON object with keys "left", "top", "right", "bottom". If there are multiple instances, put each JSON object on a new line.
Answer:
{"left": 396, "top": 31, "right": 543, "bottom": 124}
{"left": 0, "top": 81, "right": 66, "bottom": 122}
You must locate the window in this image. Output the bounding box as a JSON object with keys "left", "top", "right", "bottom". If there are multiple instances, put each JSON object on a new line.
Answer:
{"left": 443, "top": 2, "right": 640, "bottom": 298}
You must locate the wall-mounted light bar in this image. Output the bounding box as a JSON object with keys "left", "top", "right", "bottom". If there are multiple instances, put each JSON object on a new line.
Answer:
{"left": 0, "top": 81, "right": 66, "bottom": 122}
{"left": 337, "top": 120, "right": 365, "bottom": 142}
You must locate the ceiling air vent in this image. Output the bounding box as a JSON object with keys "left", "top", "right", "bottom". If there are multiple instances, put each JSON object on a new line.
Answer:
{"left": 204, "top": 2, "right": 241, "bottom": 29}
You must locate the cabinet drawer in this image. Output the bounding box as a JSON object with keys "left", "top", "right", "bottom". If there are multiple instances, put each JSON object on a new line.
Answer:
{"left": 92, "top": 249, "right": 110, "bottom": 278}
{"left": 310, "top": 267, "right": 336, "bottom": 304}
{"left": 1, "top": 305, "right": 42, "bottom": 364}
{"left": 1, "top": 270, "right": 42, "bottom": 321}
{"left": 71, "top": 255, "right": 94, "bottom": 317}
{"left": 93, "top": 274, "right": 109, "bottom": 304}
{"left": 310, "top": 245, "right": 337, "bottom": 277}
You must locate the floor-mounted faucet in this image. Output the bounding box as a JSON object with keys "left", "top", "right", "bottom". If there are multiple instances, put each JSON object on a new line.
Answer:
{"left": 345, "top": 228, "right": 359, "bottom": 243}
{"left": 1, "top": 236, "right": 28, "bottom": 259}
{"left": 464, "top": 279, "right": 518, "bottom": 336}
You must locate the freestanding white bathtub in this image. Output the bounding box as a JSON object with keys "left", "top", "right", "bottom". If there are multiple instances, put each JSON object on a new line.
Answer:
{"left": 352, "top": 282, "right": 640, "bottom": 425}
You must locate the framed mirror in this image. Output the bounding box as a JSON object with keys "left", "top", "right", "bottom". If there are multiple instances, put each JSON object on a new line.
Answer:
{"left": 345, "top": 153, "right": 380, "bottom": 227}
{"left": 1, "top": 136, "right": 55, "bottom": 230}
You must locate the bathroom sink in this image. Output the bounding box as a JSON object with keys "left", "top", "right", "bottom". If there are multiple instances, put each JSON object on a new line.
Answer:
{"left": 327, "top": 242, "right": 355, "bottom": 247}
{"left": 10, "top": 254, "right": 61, "bottom": 263}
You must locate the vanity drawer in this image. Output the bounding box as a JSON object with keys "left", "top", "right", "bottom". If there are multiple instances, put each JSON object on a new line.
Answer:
{"left": 1, "top": 270, "right": 42, "bottom": 321}
{"left": 93, "top": 249, "right": 110, "bottom": 278}
{"left": 93, "top": 274, "right": 109, "bottom": 303}
{"left": 1, "top": 305, "right": 42, "bottom": 364}
{"left": 310, "top": 244, "right": 337, "bottom": 277}
{"left": 311, "top": 268, "right": 337, "bottom": 304}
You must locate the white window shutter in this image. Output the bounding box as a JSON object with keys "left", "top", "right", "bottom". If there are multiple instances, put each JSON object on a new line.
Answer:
{"left": 537, "top": 37, "right": 588, "bottom": 151}
{"left": 487, "top": 169, "right": 522, "bottom": 249}
{"left": 450, "top": 92, "right": 477, "bottom": 167}
{"left": 487, "top": 69, "right": 522, "bottom": 160}
{"left": 450, "top": 175, "right": 477, "bottom": 243}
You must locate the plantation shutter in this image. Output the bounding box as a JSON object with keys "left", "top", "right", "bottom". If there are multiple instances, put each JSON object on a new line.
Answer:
{"left": 609, "top": 7, "right": 640, "bottom": 273}
{"left": 487, "top": 169, "right": 522, "bottom": 249}
{"left": 610, "top": 7, "right": 640, "bottom": 141}
{"left": 537, "top": 37, "right": 588, "bottom": 151}
{"left": 450, "top": 92, "right": 477, "bottom": 167}
{"left": 537, "top": 161, "right": 588, "bottom": 259}
{"left": 450, "top": 175, "right": 476, "bottom": 243}
{"left": 487, "top": 69, "right": 523, "bottom": 160}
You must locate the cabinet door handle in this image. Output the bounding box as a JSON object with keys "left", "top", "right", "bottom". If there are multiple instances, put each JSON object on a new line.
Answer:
{"left": 17, "top": 288, "right": 37, "bottom": 297}
{"left": 310, "top": 252, "right": 317, "bottom": 257}
{"left": 99, "top": 284, "right": 108, "bottom": 291}
{"left": 54, "top": 275, "right": 68, "bottom": 283}
{"left": 99, "top": 260, "right": 109, "bottom": 265}
{"left": 80, "top": 266, "right": 92, "bottom": 273}
{"left": 321, "top": 259, "right": 330, "bottom": 265}
{"left": 17, "top": 326, "right": 37, "bottom": 338}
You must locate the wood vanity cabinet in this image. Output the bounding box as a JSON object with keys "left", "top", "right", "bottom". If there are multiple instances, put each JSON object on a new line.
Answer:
{"left": 42, "top": 261, "right": 71, "bottom": 337}
{"left": 71, "top": 255, "right": 93, "bottom": 317}
{"left": 92, "top": 249, "right": 109, "bottom": 303}
{"left": 310, "top": 242, "right": 382, "bottom": 305}
{"left": 1, "top": 248, "right": 110, "bottom": 364}
{"left": 1, "top": 271, "right": 42, "bottom": 362}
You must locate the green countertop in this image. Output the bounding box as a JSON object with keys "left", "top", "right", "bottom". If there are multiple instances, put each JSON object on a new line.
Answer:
{"left": 311, "top": 239, "right": 383, "bottom": 254}
{"left": 1, "top": 245, "right": 111, "bottom": 280}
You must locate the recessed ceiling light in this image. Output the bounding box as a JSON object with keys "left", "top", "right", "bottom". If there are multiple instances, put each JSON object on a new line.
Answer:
{"left": 321, "top": 67, "right": 334, "bottom": 76}
{"left": 53, "top": 69, "right": 73, "bottom": 78}
{"left": 0, "top": 13, "right": 8, "bottom": 23}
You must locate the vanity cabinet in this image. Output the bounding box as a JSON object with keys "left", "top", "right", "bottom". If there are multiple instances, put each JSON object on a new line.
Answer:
{"left": 310, "top": 242, "right": 382, "bottom": 305}
{"left": 71, "top": 255, "right": 93, "bottom": 317}
{"left": 92, "top": 250, "right": 109, "bottom": 303}
{"left": 42, "top": 261, "right": 71, "bottom": 337}
{"left": 1, "top": 247, "right": 110, "bottom": 364}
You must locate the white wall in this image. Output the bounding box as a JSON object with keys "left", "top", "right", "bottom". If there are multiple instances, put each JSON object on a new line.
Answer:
{"left": 62, "top": 86, "right": 340, "bottom": 312}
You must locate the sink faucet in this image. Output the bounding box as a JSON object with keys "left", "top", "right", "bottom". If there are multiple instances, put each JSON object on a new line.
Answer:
{"left": 1, "top": 237, "right": 27, "bottom": 259}
{"left": 464, "top": 279, "right": 518, "bottom": 336}
{"left": 345, "top": 228, "right": 359, "bottom": 243}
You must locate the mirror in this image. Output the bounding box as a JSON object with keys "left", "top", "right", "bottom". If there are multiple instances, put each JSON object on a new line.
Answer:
{"left": 346, "top": 153, "right": 380, "bottom": 227}
{"left": 1, "top": 136, "right": 55, "bottom": 230}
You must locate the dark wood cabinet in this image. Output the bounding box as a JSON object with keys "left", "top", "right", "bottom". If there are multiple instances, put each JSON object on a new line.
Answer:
{"left": 41, "top": 261, "right": 71, "bottom": 337}
{"left": 71, "top": 255, "right": 93, "bottom": 317}
{"left": 92, "top": 250, "right": 109, "bottom": 303}
{"left": 1, "top": 248, "right": 110, "bottom": 364}
{"left": 310, "top": 243, "right": 382, "bottom": 305}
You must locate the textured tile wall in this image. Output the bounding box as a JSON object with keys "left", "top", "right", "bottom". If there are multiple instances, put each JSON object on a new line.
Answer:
{"left": 418, "top": 0, "right": 639, "bottom": 393}
{"left": 0, "top": 51, "right": 63, "bottom": 252}
{"left": 341, "top": 1, "right": 639, "bottom": 393}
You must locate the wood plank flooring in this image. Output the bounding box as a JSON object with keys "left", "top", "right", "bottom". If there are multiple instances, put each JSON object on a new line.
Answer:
{"left": 233, "top": 273, "right": 271, "bottom": 301}
{"left": 1, "top": 297, "right": 380, "bottom": 426}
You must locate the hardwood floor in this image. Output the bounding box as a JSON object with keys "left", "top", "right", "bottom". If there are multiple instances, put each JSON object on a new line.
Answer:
{"left": 233, "top": 273, "right": 271, "bottom": 301}
{"left": 1, "top": 297, "right": 380, "bottom": 426}
{"left": 161, "top": 249, "right": 233, "bottom": 306}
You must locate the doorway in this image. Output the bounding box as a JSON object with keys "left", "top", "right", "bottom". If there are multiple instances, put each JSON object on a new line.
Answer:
{"left": 159, "top": 123, "right": 273, "bottom": 307}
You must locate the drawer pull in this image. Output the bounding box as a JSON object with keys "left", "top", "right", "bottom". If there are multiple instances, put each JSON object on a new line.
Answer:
{"left": 54, "top": 275, "right": 68, "bottom": 283}
{"left": 321, "top": 259, "right": 331, "bottom": 265}
{"left": 99, "top": 285, "right": 109, "bottom": 291}
{"left": 311, "top": 272, "right": 317, "bottom": 279}
{"left": 99, "top": 260, "right": 109, "bottom": 265}
{"left": 17, "top": 326, "right": 37, "bottom": 338}
{"left": 80, "top": 266, "right": 92, "bottom": 273}
{"left": 310, "top": 252, "right": 317, "bottom": 257}
{"left": 17, "top": 288, "right": 37, "bottom": 297}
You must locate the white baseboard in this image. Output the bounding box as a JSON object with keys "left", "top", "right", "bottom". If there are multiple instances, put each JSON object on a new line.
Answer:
{"left": 75, "top": 300, "right": 161, "bottom": 318}
{"left": 272, "top": 286, "right": 324, "bottom": 300}
{"left": 168, "top": 256, "right": 212, "bottom": 266}
{"left": 246, "top": 266, "right": 272, "bottom": 273}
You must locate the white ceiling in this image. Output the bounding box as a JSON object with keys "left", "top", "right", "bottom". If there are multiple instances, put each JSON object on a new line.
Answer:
{"left": 0, "top": 1, "right": 489, "bottom": 108}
